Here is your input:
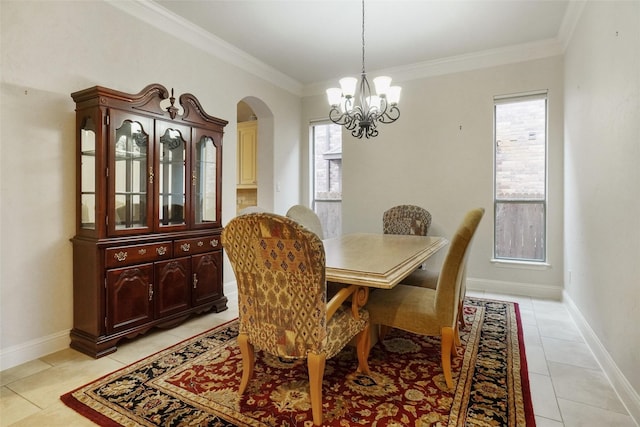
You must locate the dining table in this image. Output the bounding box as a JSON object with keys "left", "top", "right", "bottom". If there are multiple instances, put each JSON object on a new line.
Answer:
{"left": 323, "top": 232, "right": 448, "bottom": 348}
{"left": 323, "top": 233, "right": 448, "bottom": 289}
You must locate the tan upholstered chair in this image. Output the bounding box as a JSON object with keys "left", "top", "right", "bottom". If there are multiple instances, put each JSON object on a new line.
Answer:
{"left": 286, "top": 204, "right": 324, "bottom": 238}
{"left": 365, "top": 208, "right": 484, "bottom": 389}
{"left": 382, "top": 204, "right": 432, "bottom": 236}
{"left": 221, "top": 213, "right": 370, "bottom": 426}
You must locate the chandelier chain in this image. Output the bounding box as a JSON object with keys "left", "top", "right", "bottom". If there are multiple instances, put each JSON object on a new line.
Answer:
{"left": 361, "top": 0, "right": 366, "bottom": 75}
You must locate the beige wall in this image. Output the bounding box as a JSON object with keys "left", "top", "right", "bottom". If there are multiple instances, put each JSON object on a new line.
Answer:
{"left": 0, "top": 0, "right": 301, "bottom": 369}
{"left": 303, "top": 56, "right": 565, "bottom": 296}
{"left": 564, "top": 0, "right": 640, "bottom": 418}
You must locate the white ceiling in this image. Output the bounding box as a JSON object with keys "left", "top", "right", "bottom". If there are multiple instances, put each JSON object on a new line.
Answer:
{"left": 153, "top": 0, "right": 572, "bottom": 88}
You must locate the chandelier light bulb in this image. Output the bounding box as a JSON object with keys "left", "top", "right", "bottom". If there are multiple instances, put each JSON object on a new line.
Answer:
{"left": 326, "top": 88, "right": 342, "bottom": 107}
{"left": 387, "top": 86, "right": 402, "bottom": 105}
{"left": 373, "top": 76, "right": 392, "bottom": 96}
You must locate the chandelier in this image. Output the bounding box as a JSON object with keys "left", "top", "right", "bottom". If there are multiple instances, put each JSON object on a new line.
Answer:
{"left": 326, "top": 0, "right": 401, "bottom": 139}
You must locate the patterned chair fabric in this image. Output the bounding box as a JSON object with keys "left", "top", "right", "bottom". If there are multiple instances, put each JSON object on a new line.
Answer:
{"left": 221, "top": 213, "right": 370, "bottom": 425}
{"left": 383, "top": 204, "right": 432, "bottom": 236}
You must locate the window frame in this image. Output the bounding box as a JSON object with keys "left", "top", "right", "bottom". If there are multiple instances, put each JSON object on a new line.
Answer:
{"left": 493, "top": 91, "right": 548, "bottom": 263}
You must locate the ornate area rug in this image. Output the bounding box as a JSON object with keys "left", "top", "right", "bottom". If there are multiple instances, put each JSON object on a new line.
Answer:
{"left": 61, "top": 297, "right": 535, "bottom": 426}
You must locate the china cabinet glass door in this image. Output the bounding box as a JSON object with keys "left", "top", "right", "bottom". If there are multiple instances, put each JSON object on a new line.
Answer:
{"left": 157, "top": 121, "right": 187, "bottom": 229}
{"left": 109, "top": 111, "right": 153, "bottom": 235}
{"left": 80, "top": 117, "right": 96, "bottom": 230}
{"left": 193, "top": 129, "right": 220, "bottom": 226}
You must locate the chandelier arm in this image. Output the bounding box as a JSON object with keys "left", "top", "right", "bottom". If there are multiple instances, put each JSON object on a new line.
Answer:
{"left": 377, "top": 105, "right": 401, "bottom": 124}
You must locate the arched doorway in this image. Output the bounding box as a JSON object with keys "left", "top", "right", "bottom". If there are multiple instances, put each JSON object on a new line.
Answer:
{"left": 236, "top": 97, "right": 274, "bottom": 214}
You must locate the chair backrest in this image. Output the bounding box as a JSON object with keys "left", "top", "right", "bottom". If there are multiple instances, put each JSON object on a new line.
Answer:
{"left": 286, "top": 204, "right": 324, "bottom": 239}
{"left": 383, "top": 204, "right": 432, "bottom": 236}
{"left": 238, "top": 206, "right": 268, "bottom": 215}
{"left": 221, "top": 213, "right": 328, "bottom": 359}
{"left": 434, "top": 208, "right": 484, "bottom": 322}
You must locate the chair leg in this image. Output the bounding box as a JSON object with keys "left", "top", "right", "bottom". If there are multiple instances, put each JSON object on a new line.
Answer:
{"left": 307, "top": 352, "right": 326, "bottom": 426}
{"left": 238, "top": 333, "right": 255, "bottom": 395}
{"left": 355, "top": 324, "right": 371, "bottom": 374}
{"left": 379, "top": 324, "right": 391, "bottom": 340}
{"left": 458, "top": 300, "right": 466, "bottom": 328}
{"left": 441, "top": 326, "right": 455, "bottom": 389}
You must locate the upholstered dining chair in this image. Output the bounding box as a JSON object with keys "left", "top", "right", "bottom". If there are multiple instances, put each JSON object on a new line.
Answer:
{"left": 238, "top": 205, "right": 268, "bottom": 215}
{"left": 382, "top": 204, "right": 432, "bottom": 236}
{"left": 383, "top": 203, "right": 437, "bottom": 287}
{"left": 286, "top": 204, "right": 324, "bottom": 238}
{"left": 365, "top": 208, "right": 484, "bottom": 389}
{"left": 221, "top": 213, "right": 370, "bottom": 426}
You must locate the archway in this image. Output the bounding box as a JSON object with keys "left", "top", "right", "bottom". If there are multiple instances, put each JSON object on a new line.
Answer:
{"left": 236, "top": 97, "right": 274, "bottom": 213}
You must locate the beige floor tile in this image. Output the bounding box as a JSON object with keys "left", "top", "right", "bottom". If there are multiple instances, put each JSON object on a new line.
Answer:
{"left": 8, "top": 400, "right": 96, "bottom": 427}
{"left": 39, "top": 348, "right": 94, "bottom": 368}
{"left": 7, "top": 356, "right": 123, "bottom": 409}
{"left": 558, "top": 398, "right": 637, "bottom": 427}
{"left": 529, "top": 372, "right": 562, "bottom": 421}
{"left": 0, "top": 359, "right": 52, "bottom": 387}
{"left": 0, "top": 387, "right": 41, "bottom": 426}
{"left": 535, "top": 415, "right": 565, "bottom": 427}
{"left": 526, "top": 342, "right": 550, "bottom": 375}
{"left": 519, "top": 306, "right": 538, "bottom": 326}
{"left": 549, "top": 361, "right": 629, "bottom": 414}
{"left": 537, "top": 317, "right": 584, "bottom": 342}
{"left": 522, "top": 322, "right": 543, "bottom": 346}
{"left": 542, "top": 336, "right": 600, "bottom": 370}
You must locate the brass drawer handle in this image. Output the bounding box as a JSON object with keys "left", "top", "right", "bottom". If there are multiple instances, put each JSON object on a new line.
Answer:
{"left": 156, "top": 246, "right": 167, "bottom": 256}
{"left": 181, "top": 243, "right": 191, "bottom": 252}
{"left": 210, "top": 239, "right": 218, "bottom": 247}
{"left": 114, "top": 251, "right": 128, "bottom": 262}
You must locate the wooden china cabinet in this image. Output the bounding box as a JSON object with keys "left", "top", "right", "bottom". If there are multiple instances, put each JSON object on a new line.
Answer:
{"left": 70, "top": 83, "right": 228, "bottom": 358}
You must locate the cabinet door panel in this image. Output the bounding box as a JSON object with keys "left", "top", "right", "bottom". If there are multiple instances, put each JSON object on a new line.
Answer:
{"left": 108, "top": 110, "right": 154, "bottom": 236}
{"left": 155, "top": 258, "right": 191, "bottom": 318}
{"left": 106, "top": 264, "right": 153, "bottom": 333}
{"left": 156, "top": 120, "right": 189, "bottom": 231}
{"left": 237, "top": 121, "right": 257, "bottom": 186}
{"left": 191, "top": 128, "right": 222, "bottom": 228}
{"left": 192, "top": 251, "right": 222, "bottom": 306}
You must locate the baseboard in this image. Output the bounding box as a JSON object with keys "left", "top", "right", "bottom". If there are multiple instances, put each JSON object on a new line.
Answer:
{"left": 0, "top": 330, "right": 70, "bottom": 371}
{"left": 563, "top": 292, "right": 640, "bottom": 426}
{"left": 466, "top": 277, "right": 563, "bottom": 300}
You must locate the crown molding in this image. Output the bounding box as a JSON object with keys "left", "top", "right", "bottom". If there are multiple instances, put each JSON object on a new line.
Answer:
{"left": 106, "top": 0, "right": 304, "bottom": 96}
{"left": 107, "top": 0, "right": 568, "bottom": 100}
{"left": 304, "top": 38, "right": 565, "bottom": 96}
{"left": 558, "top": 0, "right": 587, "bottom": 51}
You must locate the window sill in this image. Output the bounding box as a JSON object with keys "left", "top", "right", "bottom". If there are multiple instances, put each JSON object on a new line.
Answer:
{"left": 490, "top": 259, "right": 551, "bottom": 270}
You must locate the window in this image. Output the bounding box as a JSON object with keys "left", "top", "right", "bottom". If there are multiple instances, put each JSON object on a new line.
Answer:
{"left": 494, "top": 92, "right": 547, "bottom": 262}
{"left": 311, "top": 122, "right": 342, "bottom": 238}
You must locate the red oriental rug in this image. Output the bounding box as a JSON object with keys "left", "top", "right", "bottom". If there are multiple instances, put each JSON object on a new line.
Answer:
{"left": 61, "top": 297, "right": 535, "bottom": 426}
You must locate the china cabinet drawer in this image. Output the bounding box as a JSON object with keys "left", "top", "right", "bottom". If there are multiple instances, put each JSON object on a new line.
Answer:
{"left": 105, "top": 242, "right": 172, "bottom": 268}
{"left": 174, "top": 236, "right": 221, "bottom": 255}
